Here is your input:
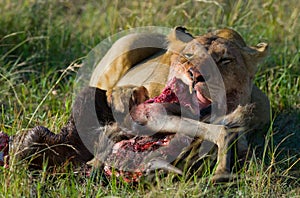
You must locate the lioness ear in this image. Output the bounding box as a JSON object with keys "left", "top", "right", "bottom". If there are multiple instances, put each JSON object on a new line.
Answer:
{"left": 173, "top": 26, "right": 194, "bottom": 42}
{"left": 243, "top": 42, "right": 269, "bottom": 76}
{"left": 252, "top": 42, "right": 269, "bottom": 56}
{"left": 167, "top": 26, "right": 194, "bottom": 53}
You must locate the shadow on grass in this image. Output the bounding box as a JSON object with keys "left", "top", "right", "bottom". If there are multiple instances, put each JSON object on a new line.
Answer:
{"left": 272, "top": 109, "right": 300, "bottom": 170}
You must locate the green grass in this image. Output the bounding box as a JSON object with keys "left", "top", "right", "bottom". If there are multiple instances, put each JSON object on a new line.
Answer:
{"left": 0, "top": 0, "right": 299, "bottom": 197}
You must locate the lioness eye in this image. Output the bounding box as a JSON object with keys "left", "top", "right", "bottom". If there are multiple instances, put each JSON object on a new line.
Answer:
{"left": 184, "top": 53, "right": 194, "bottom": 59}
{"left": 179, "top": 56, "right": 188, "bottom": 63}
{"left": 179, "top": 53, "right": 194, "bottom": 63}
{"left": 219, "top": 57, "right": 233, "bottom": 65}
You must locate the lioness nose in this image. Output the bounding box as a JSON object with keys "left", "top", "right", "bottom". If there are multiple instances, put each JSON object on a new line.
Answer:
{"left": 188, "top": 68, "right": 205, "bottom": 84}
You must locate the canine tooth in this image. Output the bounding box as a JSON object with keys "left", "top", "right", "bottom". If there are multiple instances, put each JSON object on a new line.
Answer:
{"left": 184, "top": 53, "right": 194, "bottom": 60}
{"left": 189, "top": 85, "right": 193, "bottom": 94}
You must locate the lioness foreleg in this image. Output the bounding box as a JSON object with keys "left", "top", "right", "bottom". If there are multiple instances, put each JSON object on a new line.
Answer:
{"left": 129, "top": 103, "right": 250, "bottom": 181}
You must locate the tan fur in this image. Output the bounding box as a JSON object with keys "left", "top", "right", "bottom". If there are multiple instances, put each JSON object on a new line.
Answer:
{"left": 90, "top": 33, "right": 166, "bottom": 91}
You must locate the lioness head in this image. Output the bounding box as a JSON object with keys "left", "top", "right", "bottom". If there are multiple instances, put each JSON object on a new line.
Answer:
{"left": 167, "top": 27, "right": 268, "bottom": 112}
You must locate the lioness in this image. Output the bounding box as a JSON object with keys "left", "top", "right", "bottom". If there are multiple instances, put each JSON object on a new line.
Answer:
{"left": 13, "top": 27, "right": 270, "bottom": 182}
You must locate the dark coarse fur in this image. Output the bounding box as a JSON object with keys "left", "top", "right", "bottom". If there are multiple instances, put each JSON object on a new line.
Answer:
{"left": 14, "top": 87, "right": 112, "bottom": 169}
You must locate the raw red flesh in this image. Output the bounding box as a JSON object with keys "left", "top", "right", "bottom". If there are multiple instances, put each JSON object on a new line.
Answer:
{"left": 145, "top": 87, "right": 179, "bottom": 104}
{"left": 104, "top": 135, "right": 175, "bottom": 182}
{"left": 104, "top": 78, "right": 203, "bottom": 182}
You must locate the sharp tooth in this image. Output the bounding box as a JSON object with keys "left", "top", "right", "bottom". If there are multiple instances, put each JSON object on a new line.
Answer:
{"left": 189, "top": 85, "right": 193, "bottom": 94}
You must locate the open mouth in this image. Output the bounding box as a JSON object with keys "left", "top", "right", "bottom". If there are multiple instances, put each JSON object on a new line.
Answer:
{"left": 145, "top": 77, "right": 211, "bottom": 115}
{"left": 103, "top": 78, "right": 212, "bottom": 182}
{"left": 176, "top": 76, "right": 211, "bottom": 112}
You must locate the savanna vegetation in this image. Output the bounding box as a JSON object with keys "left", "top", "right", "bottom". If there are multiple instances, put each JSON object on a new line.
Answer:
{"left": 0, "top": 0, "right": 299, "bottom": 197}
